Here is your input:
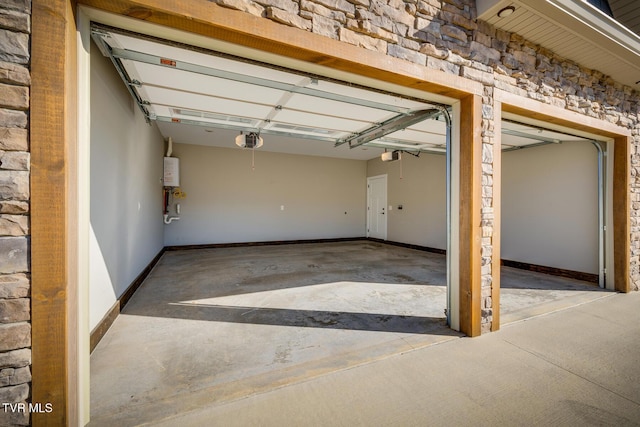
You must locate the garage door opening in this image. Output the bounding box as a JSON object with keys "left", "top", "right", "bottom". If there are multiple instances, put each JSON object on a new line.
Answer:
{"left": 499, "top": 117, "right": 613, "bottom": 324}
{"left": 88, "top": 24, "right": 459, "bottom": 423}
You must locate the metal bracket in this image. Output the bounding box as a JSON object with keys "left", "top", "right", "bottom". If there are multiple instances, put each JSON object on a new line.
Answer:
{"left": 337, "top": 108, "right": 442, "bottom": 149}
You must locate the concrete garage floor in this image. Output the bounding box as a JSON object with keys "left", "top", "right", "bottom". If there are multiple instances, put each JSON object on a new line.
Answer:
{"left": 89, "top": 241, "right": 611, "bottom": 426}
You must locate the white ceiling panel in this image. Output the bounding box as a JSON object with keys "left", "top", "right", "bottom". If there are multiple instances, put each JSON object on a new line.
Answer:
{"left": 312, "top": 79, "right": 427, "bottom": 112}
{"left": 94, "top": 25, "right": 606, "bottom": 160}
{"left": 502, "top": 121, "right": 591, "bottom": 142}
{"left": 119, "top": 58, "right": 142, "bottom": 83}
{"left": 128, "top": 61, "right": 287, "bottom": 105}
{"left": 107, "top": 32, "right": 305, "bottom": 85}
{"left": 384, "top": 128, "right": 447, "bottom": 145}
{"left": 262, "top": 122, "right": 349, "bottom": 139}
{"left": 94, "top": 27, "right": 446, "bottom": 159}
{"left": 501, "top": 135, "right": 545, "bottom": 147}
{"left": 284, "top": 93, "right": 396, "bottom": 122}
{"left": 143, "top": 86, "right": 274, "bottom": 119}
{"left": 407, "top": 118, "right": 447, "bottom": 133}
{"left": 274, "top": 109, "right": 371, "bottom": 132}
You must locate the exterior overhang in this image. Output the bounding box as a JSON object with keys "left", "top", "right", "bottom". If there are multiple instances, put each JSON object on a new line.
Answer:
{"left": 478, "top": 0, "right": 640, "bottom": 88}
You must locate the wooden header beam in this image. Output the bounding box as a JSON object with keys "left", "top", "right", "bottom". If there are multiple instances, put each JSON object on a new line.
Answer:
{"left": 78, "top": 0, "right": 483, "bottom": 99}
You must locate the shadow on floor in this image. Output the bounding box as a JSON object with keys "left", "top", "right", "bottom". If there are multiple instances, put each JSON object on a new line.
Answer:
{"left": 145, "top": 302, "right": 453, "bottom": 335}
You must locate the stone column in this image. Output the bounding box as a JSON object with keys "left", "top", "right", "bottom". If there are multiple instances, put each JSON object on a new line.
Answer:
{"left": 0, "top": 1, "right": 32, "bottom": 426}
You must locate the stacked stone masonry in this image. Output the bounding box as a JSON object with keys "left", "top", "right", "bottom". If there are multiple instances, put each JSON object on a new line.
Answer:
{"left": 214, "top": 0, "right": 640, "bottom": 328}
{"left": 0, "top": 0, "right": 31, "bottom": 426}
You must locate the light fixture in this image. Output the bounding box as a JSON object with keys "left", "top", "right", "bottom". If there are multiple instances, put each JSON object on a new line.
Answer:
{"left": 381, "top": 150, "right": 401, "bottom": 162}
{"left": 235, "top": 131, "right": 263, "bottom": 149}
{"left": 497, "top": 6, "right": 515, "bottom": 18}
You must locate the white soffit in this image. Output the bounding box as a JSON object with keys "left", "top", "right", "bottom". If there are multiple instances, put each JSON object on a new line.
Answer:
{"left": 478, "top": 0, "right": 640, "bottom": 88}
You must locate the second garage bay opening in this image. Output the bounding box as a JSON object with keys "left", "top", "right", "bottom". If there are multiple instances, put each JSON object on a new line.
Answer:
{"left": 498, "top": 115, "right": 613, "bottom": 324}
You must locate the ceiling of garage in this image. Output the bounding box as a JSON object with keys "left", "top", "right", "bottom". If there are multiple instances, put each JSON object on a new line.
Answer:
{"left": 92, "top": 26, "right": 596, "bottom": 161}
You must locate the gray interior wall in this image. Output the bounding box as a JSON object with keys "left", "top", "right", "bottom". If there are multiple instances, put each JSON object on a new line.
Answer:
{"left": 89, "top": 41, "right": 165, "bottom": 330}
{"left": 501, "top": 141, "right": 599, "bottom": 274}
{"left": 163, "top": 143, "right": 367, "bottom": 246}
{"left": 367, "top": 153, "right": 447, "bottom": 249}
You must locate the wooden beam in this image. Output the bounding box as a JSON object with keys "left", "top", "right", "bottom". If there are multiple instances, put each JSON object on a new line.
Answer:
{"left": 78, "top": 0, "right": 483, "bottom": 99}
{"left": 496, "top": 89, "right": 630, "bottom": 139}
{"left": 459, "top": 94, "right": 483, "bottom": 337}
{"left": 31, "top": 1, "right": 78, "bottom": 425}
{"left": 613, "top": 135, "right": 631, "bottom": 292}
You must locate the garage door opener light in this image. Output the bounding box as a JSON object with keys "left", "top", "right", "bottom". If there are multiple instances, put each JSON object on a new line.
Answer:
{"left": 235, "top": 131, "right": 264, "bottom": 149}
{"left": 381, "top": 150, "right": 401, "bottom": 162}
{"left": 236, "top": 131, "right": 264, "bottom": 171}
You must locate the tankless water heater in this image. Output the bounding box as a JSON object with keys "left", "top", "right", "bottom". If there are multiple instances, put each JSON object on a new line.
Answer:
{"left": 163, "top": 157, "right": 180, "bottom": 187}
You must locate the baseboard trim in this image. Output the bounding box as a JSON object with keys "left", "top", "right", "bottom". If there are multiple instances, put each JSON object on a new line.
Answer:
{"left": 90, "top": 247, "right": 166, "bottom": 353}
{"left": 368, "top": 238, "right": 447, "bottom": 255}
{"left": 165, "top": 237, "right": 366, "bottom": 251}
{"left": 89, "top": 300, "right": 120, "bottom": 354}
{"left": 368, "top": 239, "right": 597, "bottom": 284}
{"left": 501, "top": 259, "right": 599, "bottom": 284}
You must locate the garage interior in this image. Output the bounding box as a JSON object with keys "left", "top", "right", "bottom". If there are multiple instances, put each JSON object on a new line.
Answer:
{"left": 87, "top": 25, "right": 614, "bottom": 424}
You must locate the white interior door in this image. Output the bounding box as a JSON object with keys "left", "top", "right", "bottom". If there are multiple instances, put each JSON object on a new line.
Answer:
{"left": 367, "top": 175, "right": 387, "bottom": 240}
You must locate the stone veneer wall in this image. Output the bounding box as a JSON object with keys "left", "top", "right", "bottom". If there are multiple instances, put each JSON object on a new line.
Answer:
{"left": 213, "top": 0, "right": 640, "bottom": 331}
{"left": 0, "top": 0, "right": 31, "bottom": 425}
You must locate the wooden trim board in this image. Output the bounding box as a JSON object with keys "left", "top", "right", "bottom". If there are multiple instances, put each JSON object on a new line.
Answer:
{"left": 165, "top": 237, "right": 365, "bottom": 252}
{"left": 501, "top": 259, "right": 599, "bottom": 284}
{"left": 369, "top": 239, "right": 447, "bottom": 255}
{"left": 90, "top": 248, "right": 166, "bottom": 353}
{"left": 613, "top": 136, "right": 631, "bottom": 292}
{"left": 496, "top": 89, "right": 631, "bottom": 138}
{"left": 31, "top": 1, "right": 78, "bottom": 425}
{"left": 458, "top": 94, "right": 483, "bottom": 337}
{"left": 78, "top": 0, "right": 483, "bottom": 99}
{"left": 372, "top": 239, "right": 597, "bottom": 287}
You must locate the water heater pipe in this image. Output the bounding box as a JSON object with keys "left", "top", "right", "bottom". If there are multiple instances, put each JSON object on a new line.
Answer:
{"left": 166, "top": 136, "right": 173, "bottom": 157}
{"left": 163, "top": 214, "right": 180, "bottom": 224}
